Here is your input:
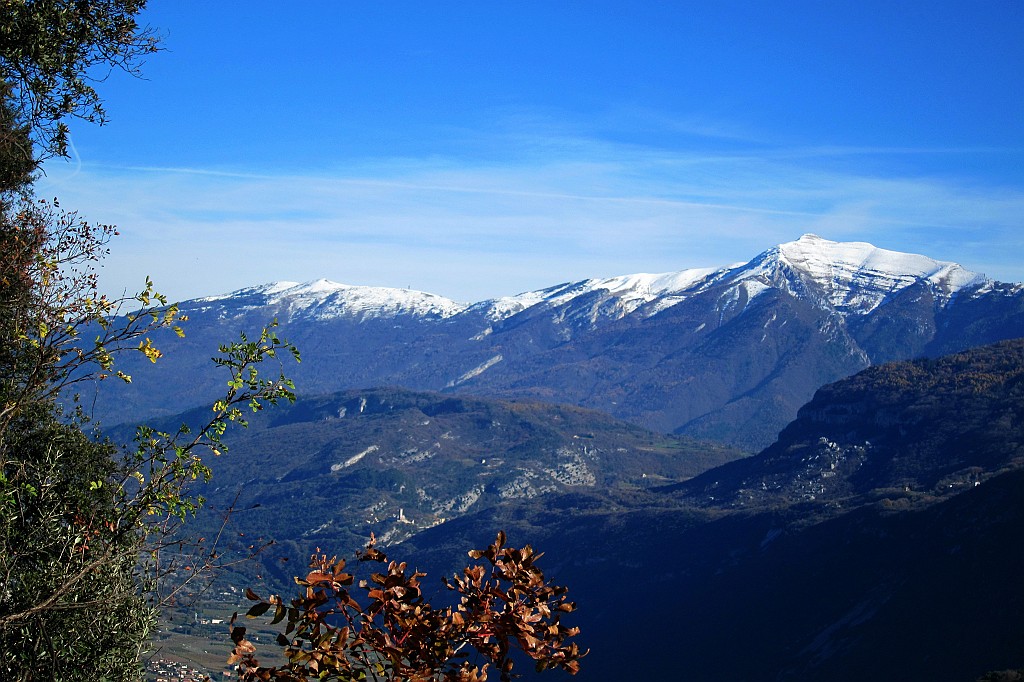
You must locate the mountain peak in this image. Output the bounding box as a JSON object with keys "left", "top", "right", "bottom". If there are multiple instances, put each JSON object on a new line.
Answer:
{"left": 778, "top": 233, "right": 983, "bottom": 286}
{"left": 194, "top": 236, "right": 998, "bottom": 325}
{"left": 197, "top": 279, "right": 468, "bottom": 321}
{"left": 746, "top": 234, "right": 989, "bottom": 313}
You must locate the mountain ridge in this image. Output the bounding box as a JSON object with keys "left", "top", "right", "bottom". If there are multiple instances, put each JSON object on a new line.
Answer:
{"left": 157, "top": 385, "right": 742, "bottom": 551}
{"left": 192, "top": 234, "right": 1002, "bottom": 324}
{"left": 386, "top": 339, "right": 1024, "bottom": 680}
{"left": 665, "top": 337, "right": 1024, "bottom": 511}
{"left": 88, "top": 234, "right": 1024, "bottom": 449}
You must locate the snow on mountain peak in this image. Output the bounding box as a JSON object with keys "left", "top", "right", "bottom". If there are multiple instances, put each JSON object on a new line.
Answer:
{"left": 195, "top": 235, "right": 994, "bottom": 325}
{"left": 743, "top": 234, "right": 987, "bottom": 313}
{"left": 577, "top": 268, "right": 724, "bottom": 316}
{"left": 469, "top": 234, "right": 990, "bottom": 326}
{"left": 475, "top": 267, "right": 722, "bottom": 323}
{"left": 200, "top": 279, "right": 468, "bottom": 321}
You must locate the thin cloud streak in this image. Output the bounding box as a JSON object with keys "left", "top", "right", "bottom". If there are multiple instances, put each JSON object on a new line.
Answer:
{"left": 38, "top": 142, "right": 1024, "bottom": 303}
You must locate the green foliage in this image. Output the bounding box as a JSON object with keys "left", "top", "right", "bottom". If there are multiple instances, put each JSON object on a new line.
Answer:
{"left": 0, "top": 2, "right": 310, "bottom": 679}
{"left": 0, "top": 80, "right": 34, "bottom": 191}
{"left": 230, "top": 531, "right": 585, "bottom": 681}
{"left": 0, "top": 404, "right": 154, "bottom": 680}
{"left": 0, "top": 82, "right": 299, "bottom": 679}
{"left": 0, "top": 311, "right": 299, "bottom": 680}
{"left": 0, "top": 0, "right": 160, "bottom": 159}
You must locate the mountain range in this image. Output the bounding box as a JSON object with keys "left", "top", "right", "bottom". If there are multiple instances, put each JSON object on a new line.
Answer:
{"left": 164, "top": 338, "right": 1024, "bottom": 680}
{"left": 389, "top": 338, "right": 1024, "bottom": 680}
{"left": 100, "top": 232, "right": 1024, "bottom": 678}
{"left": 92, "top": 234, "right": 1024, "bottom": 449}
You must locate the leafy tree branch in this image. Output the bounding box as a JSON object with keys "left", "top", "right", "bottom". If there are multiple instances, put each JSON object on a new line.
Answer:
{"left": 231, "top": 531, "right": 585, "bottom": 682}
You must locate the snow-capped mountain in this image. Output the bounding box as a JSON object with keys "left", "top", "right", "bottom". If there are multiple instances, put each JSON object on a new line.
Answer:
{"left": 469, "top": 234, "right": 992, "bottom": 325}
{"left": 194, "top": 278, "right": 467, "bottom": 321}
{"left": 193, "top": 235, "right": 997, "bottom": 328}
{"left": 727, "top": 233, "right": 989, "bottom": 314}
{"left": 92, "top": 235, "right": 1024, "bottom": 449}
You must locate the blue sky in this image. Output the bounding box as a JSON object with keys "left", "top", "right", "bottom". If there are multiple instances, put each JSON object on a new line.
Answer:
{"left": 39, "top": 1, "right": 1024, "bottom": 302}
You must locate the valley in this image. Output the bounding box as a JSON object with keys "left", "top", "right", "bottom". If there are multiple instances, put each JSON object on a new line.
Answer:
{"left": 101, "top": 237, "right": 1024, "bottom": 681}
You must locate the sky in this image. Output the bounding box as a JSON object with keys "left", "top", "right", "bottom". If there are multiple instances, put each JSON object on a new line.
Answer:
{"left": 37, "top": 0, "right": 1024, "bottom": 303}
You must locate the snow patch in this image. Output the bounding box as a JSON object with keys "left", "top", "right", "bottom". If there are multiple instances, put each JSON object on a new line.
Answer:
{"left": 448, "top": 355, "right": 503, "bottom": 387}
{"left": 331, "top": 445, "right": 379, "bottom": 471}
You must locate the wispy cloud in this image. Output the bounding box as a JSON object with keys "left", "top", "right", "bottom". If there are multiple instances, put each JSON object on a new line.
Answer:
{"left": 37, "top": 134, "right": 1024, "bottom": 303}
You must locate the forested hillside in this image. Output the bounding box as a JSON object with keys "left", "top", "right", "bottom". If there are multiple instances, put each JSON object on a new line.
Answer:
{"left": 383, "top": 339, "right": 1024, "bottom": 680}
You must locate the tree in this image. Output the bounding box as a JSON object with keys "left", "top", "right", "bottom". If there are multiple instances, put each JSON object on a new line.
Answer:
{"left": 230, "top": 531, "right": 585, "bottom": 682}
{"left": 0, "top": 5, "right": 585, "bottom": 681}
{"left": 0, "top": 80, "right": 34, "bottom": 190}
{"left": 0, "top": 0, "right": 159, "bottom": 160}
{"left": 0, "top": 201, "right": 302, "bottom": 677}
{"left": 0, "top": 2, "right": 302, "bottom": 679}
{"left": 0, "top": 403, "right": 152, "bottom": 680}
{"left": 0, "top": 188, "right": 300, "bottom": 679}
